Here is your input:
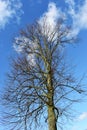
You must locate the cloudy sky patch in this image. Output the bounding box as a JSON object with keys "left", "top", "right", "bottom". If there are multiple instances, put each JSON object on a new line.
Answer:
{"left": 78, "top": 112, "right": 87, "bottom": 121}
{"left": 0, "top": 0, "right": 23, "bottom": 29}
{"left": 38, "top": 0, "right": 87, "bottom": 37}
{"left": 65, "top": 0, "right": 87, "bottom": 36}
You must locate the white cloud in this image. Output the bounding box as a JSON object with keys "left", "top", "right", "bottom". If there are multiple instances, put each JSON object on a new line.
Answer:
{"left": 14, "top": 36, "right": 38, "bottom": 66}
{"left": 38, "top": 0, "right": 87, "bottom": 37}
{"left": 65, "top": 0, "right": 87, "bottom": 36}
{"left": 38, "top": 2, "right": 66, "bottom": 35}
{"left": 0, "top": 0, "right": 23, "bottom": 29}
{"left": 38, "top": 2, "right": 67, "bottom": 43}
{"left": 27, "top": 54, "right": 36, "bottom": 66}
{"left": 78, "top": 112, "right": 87, "bottom": 121}
{"left": 65, "top": 0, "right": 75, "bottom": 7}
{"left": 39, "top": 2, "right": 62, "bottom": 26}
{"left": 74, "top": 0, "right": 87, "bottom": 29}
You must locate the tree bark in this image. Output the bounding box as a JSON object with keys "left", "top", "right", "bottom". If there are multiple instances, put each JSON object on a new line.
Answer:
{"left": 46, "top": 64, "right": 57, "bottom": 130}
{"left": 48, "top": 106, "right": 57, "bottom": 130}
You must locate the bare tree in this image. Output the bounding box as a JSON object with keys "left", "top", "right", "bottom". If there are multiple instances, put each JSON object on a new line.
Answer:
{"left": 1, "top": 19, "right": 86, "bottom": 130}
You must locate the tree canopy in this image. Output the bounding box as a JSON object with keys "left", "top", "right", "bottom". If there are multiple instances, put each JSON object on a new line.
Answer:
{"left": 1, "top": 19, "right": 87, "bottom": 130}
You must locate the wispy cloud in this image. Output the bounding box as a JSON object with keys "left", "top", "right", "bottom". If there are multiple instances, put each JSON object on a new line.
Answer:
{"left": 39, "top": 0, "right": 87, "bottom": 37}
{"left": 78, "top": 112, "right": 87, "bottom": 121}
{"left": 65, "top": 0, "right": 87, "bottom": 36}
{"left": 14, "top": 36, "right": 38, "bottom": 66}
{"left": 0, "top": 0, "right": 23, "bottom": 29}
{"left": 38, "top": 2, "right": 66, "bottom": 32}
{"left": 38, "top": 2, "right": 67, "bottom": 42}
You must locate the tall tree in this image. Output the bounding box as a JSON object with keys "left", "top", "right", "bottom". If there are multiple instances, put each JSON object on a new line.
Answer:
{"left": 1, "top": 19, "right": 86, "bottom": 130}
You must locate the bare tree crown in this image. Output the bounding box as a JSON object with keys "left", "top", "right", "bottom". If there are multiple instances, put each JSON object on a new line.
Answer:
{"left": 1, "top": 20, "right": 86, "bottom": 130}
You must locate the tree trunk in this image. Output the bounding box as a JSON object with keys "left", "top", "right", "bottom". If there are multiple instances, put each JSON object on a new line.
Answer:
{"left": 48, "top": 106, "right": 57, "bottom": 130}
{"left": 46, "top": 65, "right": 57, "bottom": 130}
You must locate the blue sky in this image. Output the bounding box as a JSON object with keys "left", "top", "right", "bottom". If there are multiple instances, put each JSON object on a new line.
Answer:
{"left": 0, "top": 0, "right": 87, "bottom": 130}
